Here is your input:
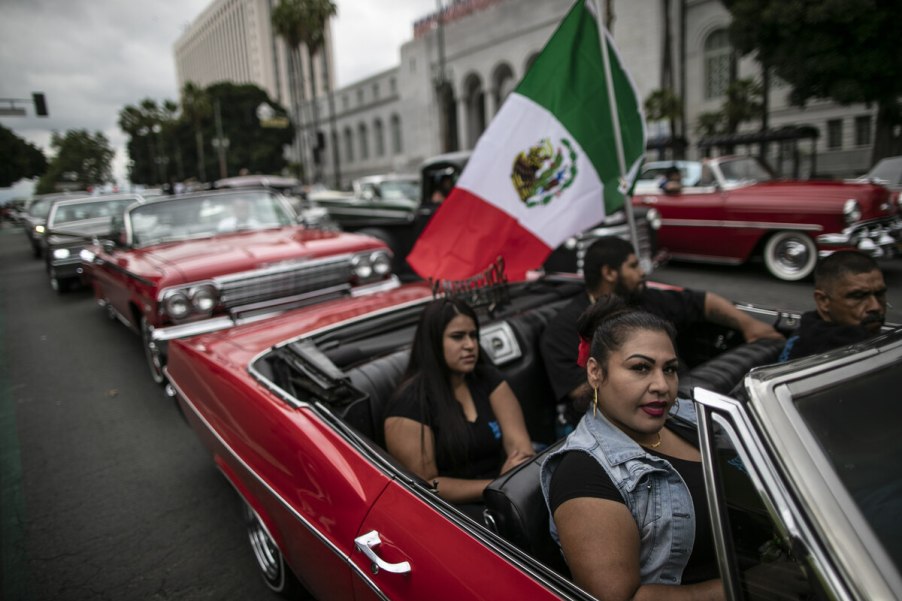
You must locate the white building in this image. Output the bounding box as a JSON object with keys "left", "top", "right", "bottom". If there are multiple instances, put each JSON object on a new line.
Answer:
{"left": 175, "top": 0, "right": 877, "bottom": 187}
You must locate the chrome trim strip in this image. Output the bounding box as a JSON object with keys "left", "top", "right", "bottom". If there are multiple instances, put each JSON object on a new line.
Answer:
{"left": 661, "top": 219, "right": 822, "bottom": 232}
{"left": 695, "top": 405, "right": 742, "bottom": 601}
{"left": 164, "top": 372, "right": 388, "bottom": 598}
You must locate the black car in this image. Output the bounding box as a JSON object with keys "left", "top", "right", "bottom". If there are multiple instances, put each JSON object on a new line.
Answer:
{"left": 312, "top": 151, "right": 661, "bottom": 278}
{"left": 44, "top": 193, "right": 145, "bottom": 292}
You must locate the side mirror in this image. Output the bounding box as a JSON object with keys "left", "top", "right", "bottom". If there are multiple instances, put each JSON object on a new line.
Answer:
{"left": 102, "top": 239, "right": 116, "bottom": 254}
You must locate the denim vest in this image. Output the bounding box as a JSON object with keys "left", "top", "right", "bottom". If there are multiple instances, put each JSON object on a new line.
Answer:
{"left": 540, "top": 398, "right": 699, "bottom": 585}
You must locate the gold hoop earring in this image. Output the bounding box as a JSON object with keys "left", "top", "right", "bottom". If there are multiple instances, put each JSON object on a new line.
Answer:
{"left": 593, "top": 386, "right": 599, "bottom": 417}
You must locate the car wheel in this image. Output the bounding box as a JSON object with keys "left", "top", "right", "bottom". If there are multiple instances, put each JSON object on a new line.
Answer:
{"left": 50, "top": 274, "right": 71, "bottom": 294}
{"left": 243, "top": 501, "right": 302, "bottom": 598}
{"left": 141, "top": 317, "right": 166, "bottom": 385}
{"left": 763, "top": 231, "right": 817, "bottom": 281}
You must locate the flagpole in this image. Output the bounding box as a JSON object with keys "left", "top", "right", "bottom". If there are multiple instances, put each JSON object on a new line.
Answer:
{"left": 592, "top": 0, "right": 642, "bottom": 257}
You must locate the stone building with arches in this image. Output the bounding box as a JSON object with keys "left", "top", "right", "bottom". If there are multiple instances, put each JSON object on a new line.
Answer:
{"left": 307, "top": 0, "right": 877, "bottom": 187}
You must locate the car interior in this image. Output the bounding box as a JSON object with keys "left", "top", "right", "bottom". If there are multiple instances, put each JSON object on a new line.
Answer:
{"left": 253, "top": 278, "right": 790, "bottom": 582}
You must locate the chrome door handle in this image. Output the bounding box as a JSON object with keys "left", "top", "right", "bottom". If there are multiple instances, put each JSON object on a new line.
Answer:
{"left": 354, "top": 530, "right": 411, "bottom": 574}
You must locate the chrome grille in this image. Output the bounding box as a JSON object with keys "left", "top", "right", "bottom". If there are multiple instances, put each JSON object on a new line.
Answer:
{"left": 216, "top": 258, "right": 353, "bottom": 310}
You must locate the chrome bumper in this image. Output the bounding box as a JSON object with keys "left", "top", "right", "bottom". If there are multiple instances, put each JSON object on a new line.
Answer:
{"left": 817, "top": 216, "right": 902, "bottom": 258}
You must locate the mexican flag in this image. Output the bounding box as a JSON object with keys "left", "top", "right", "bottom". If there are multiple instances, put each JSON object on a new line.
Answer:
{"left": 407, "top": 0, "right": 646, "bottom": 281}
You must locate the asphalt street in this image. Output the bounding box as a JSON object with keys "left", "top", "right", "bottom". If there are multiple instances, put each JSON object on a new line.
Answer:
{"left": 0, "top": 224, "right": 274, "bottom": 601}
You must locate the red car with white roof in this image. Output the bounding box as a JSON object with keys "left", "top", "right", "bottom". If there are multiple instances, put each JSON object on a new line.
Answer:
{"left": 81, "top": 188, "right": 396, "bottom": 383}
{"left": 633, "top": 156, "right": 902, "bottom": 280}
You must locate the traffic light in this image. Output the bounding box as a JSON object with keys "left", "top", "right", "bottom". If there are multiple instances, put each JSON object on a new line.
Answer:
{"left": 32, "top": 92, "right": 48, "bottom": 117}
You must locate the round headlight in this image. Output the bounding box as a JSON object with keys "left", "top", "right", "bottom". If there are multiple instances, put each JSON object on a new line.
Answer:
{"left": 646, "top": 207, "right": 662, "bottom": 230}
{"left": 79, "top": 248, "right": 95, "bottom": 262}
{"left": 53, "top": 248, "right": 71, "bottom": 259}
{"left": 370, "top": 251, "right": 392, "bottom": 276}
{"left": 163, "top": 291, "right": 191, "bottom": 320}
{"left": 352, "top": 255, "right": 373, "bottom": 279}
{"left": 35, "top": 224, "right": 45, "bottom": 234}
{"left": 190, "top": 285, "right": 218, "bottom": 313}
{"left": 843, "top": 199, "right": 862, "bottom": 225}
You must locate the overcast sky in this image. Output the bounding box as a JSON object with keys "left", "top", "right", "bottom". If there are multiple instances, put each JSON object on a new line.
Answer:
{"left": 0, "top": 0, "right": 435, "bottom": 184}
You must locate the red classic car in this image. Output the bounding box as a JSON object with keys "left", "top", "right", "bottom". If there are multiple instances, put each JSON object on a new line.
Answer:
{"left": 80, "top": 188, "right": 396, "bottom": 384}
{"left": 163, "top": 272, "right": 902, "bottom": 600}
{"left": 632, "top": 156, "right": 902, "bottom": 280}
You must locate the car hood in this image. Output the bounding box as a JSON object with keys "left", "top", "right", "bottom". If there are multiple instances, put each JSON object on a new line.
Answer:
{"left": 128, "top": 227, "right": 384, "bottom": 285}
{"left": 729, "top": 181, "right": 896, "bottom": 217}
{"left": 48, "top": 218, "right": 113, "bottom": 245}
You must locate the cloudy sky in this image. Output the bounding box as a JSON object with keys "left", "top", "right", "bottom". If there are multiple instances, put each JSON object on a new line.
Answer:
{"left": 0, "top": 0, "right": 435, "bottom": 184}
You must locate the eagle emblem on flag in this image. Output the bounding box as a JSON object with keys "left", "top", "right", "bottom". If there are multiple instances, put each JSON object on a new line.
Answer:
{"left": 510, "top": 137, "right": 578, "bottom": 207}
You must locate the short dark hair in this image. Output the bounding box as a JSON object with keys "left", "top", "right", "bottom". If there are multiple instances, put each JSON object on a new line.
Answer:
{"left": 577, "top": 295, "right": 676, "bottom": 376}
{"left": 814, "top": 251, "right": 880, "bottom": 289}
{"left": 583, "top": 236, "right": 635, "bottom": 290}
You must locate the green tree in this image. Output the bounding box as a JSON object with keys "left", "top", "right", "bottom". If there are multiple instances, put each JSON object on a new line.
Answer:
{"left": 205, "top": 82, "right": 293, "bottom": 177}
{"left": 0, "top": 124, "right": 47, "bottom": 186}
{"left": 181, "top": 82, "right": 211, "bottom": 182}
{"left": 36, "top": 130, "right": 114, "bottom": 194}
{"left": 723, "top": 77, "right": 763, "bottom": 134}
{"left": 272, "top": 0, "right": 310, "bottom": 181}
{"left": 645, "top": 88, "right": 682, "bottom": 154}
{"left": 724, "top": 0, "right": 902, "bottom": 163}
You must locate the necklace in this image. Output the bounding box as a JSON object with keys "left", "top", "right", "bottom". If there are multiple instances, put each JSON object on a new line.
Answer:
{"left": 640, "top": 432, "right": 663, "bottom": 449}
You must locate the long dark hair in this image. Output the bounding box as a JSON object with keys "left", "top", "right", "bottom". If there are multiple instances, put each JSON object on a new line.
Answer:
{"left": 577, "top": 295, "right": 676, "bottom": 378}
{"left": 396, "top": 298, "right": 487, "bottom": 469}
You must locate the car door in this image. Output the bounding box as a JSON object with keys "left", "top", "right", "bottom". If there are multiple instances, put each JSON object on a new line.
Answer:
{"left": 350, "top": 480, "right": 573, "bottom": 600}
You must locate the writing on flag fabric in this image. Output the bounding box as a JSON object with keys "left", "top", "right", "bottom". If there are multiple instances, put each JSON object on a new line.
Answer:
{"left": 407, "top": 0, "right": 646, "bottom": 281}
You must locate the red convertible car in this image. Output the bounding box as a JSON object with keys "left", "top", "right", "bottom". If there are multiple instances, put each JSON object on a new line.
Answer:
{"left": 633, "top": 156, "right": 902, "bottom": 281}
{"left": 164, "top": 273, "right": 902, "bottom": 599}
{"left": 80, "top": 188, "right": 396, "bottom": 384}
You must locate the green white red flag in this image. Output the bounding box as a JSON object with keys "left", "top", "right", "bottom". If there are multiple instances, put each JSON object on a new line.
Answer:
{"left": 407, "top": 0, "right": 646, "bottom": 281}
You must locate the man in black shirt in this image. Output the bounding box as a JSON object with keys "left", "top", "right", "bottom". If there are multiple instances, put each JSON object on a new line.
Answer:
{"left": 541, "top": 236, "right": 784, "bottom": 420}
{"left": 780, "top": 250, "right": 887, "bottom": 361}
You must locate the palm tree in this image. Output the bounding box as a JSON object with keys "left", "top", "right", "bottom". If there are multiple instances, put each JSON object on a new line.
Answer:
{"left": 272, "top": 0, "right": 311, "bottom": 183}
{"left": 181, "top": 82, "right": 210, "bottom": 183}
{"left": 297, "top": 0, "right": 337, "bottom": 184}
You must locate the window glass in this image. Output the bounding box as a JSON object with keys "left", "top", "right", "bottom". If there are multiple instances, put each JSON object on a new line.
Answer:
{"left": 827, "top": 119, "right": 843, "bottom": 150}
{"left": 704, "top": 29, "right": 731, "bottom": 99}
{"left": 793, "top": 363, "right": 902, "bottom": 568}
{"left": 710, "top": 417, "right": 822, "bottom": 600}
{"left": 855, "top": 115, "right": 872, "bottom": 147}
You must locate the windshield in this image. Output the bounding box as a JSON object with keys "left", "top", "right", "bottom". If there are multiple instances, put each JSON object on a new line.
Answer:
{"left": 28, "top": 198, "right": 54, "bottom": 218}
{"left": 50, "top": 198, "right": 136, "bottom": 227}
{"left": 128, "top": 191, "right": 295, "bottom": 247}
{"left": 793, "top": 362, "right": 902, "bottom": 568}
{"left": 867, "top": 157, "right": 902, "bottom": 186}
{"left": 375, "top": 179, "right": 419, "bottom": 201}
{"left": 717, "top": 157, "right": 774, "bottom": 185}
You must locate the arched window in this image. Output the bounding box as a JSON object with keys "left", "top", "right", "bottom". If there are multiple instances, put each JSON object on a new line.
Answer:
{"left": 390, "top": 114, "right": 403, "bottom": 154}
{"left": 492, "top": 62, "right": 516, "bottom": 113}
{"left": 374, "top": 118, "right": 385, "bottom": 157}
{"left": 704, "top": 29, "right": 731, "bottom": 99}
{"left": 463, "top": 73, "right": 487, "bottom": 149}
{"left": 344, "top": 127, "right": 354, "bottom": 163}
{"left": 358, "top": 123, "right": 369, "bottom": 160}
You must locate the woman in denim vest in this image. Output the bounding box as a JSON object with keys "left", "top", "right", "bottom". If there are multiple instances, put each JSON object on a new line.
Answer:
{"left": 540, "top": 297, "right": 724, "bottom": 600}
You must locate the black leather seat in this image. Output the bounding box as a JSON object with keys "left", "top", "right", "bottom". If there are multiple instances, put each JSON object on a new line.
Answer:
{"left": 483, "top": 441, "right": 571, "bottom": 577}
{"left": 343, "top": 349, "right": 409, "bottom": 447}
{"left": 678, "top": 338, "right": 785, "bottom": 399}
